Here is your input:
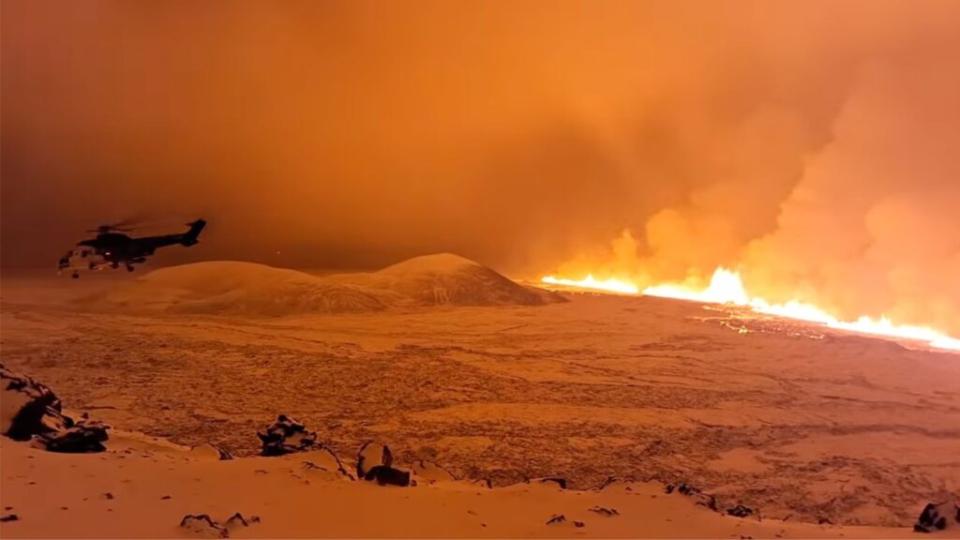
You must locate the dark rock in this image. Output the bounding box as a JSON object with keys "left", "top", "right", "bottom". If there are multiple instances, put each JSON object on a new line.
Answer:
{"left": 179, "top": 512, "right": 260, "bottom": 538}
{"left": 698, "top": 494, "right": 718, "bottom": 511}
{"left": 225, "top": 512, "right": 260, "bottom": 529}
{"left": 214, "top": 446, "right": 233, "bottom": 460}
{"left": 40, "top": 420, "right": 109, "bottom": 453}
{"left": 256, "top": 415, "right": 317, "bottom": 456}
{"left": 914, "top": 501, "right": 959, "bottom": 533}
{"left": 179, "top": 514, "right": 227, "bottom": 538}
{"left": 356, "top": 441, "right": 391, "bottom": 478}
{"left": 1, "top": 364, "right": 108, "bottom": 452}
{"left": 366, "top": 465, "right": 411, "bottom": 487}
{"left": 1, "top": 364, "right": 63, "bottom": 440}
{"left": 0, "top": 514, "right": 19, "bottom": 522}
{"left": 356, "top": 441, "right": 410, "bottom": 487}
{"left": 574, "top": 521, "right": 585, "bottom": 528}
{"left": 103, "top": 492, "right": 114, "bottom": 500}
{"left": 588, "top": 506, "right": 620, "bottom": 517}
{"left": 727, "top": 504, "right": 754, "bottom": 518}
{"left": 545, "top": 514, "right": 566, "bottom": 525}
{"left": 668, "top": 482, "right": 717, "bottom": 511}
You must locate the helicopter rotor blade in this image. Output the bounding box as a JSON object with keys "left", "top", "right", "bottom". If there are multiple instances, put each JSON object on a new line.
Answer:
{"left": 86, "top": 224, "right": 137, "bottom": 233}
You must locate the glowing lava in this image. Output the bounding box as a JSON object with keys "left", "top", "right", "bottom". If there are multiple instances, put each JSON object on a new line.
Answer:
{"left": 643, "top": 268, "right": 749, "bottom": 305}
{"left": 541, "top": 268, "right": 960, "bottom": 351}
{"left": 541, "top": 275, "right": 639, "bottom": 295}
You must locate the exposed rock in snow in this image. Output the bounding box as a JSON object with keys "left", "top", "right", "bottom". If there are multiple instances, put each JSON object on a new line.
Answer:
{"left": 257, "top": 415, "right": 317, "bottom": 456}
{"left": 356, "top": 441, "right": 411, "bottom": 487}
{"left": 1, "top": 364, "right": 108, "bottom": 453}
{"left": 914, "top": 501, "right": 959, "bottom": 533}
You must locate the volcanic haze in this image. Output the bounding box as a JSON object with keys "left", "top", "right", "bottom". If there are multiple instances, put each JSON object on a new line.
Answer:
{"left": 2, "top": 4, "right": 960, "bottom": 536}
{"left": 3, "top": 0, "right": 960, "bottom": 335}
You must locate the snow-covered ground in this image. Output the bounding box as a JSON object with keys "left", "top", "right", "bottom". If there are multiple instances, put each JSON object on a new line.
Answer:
{"left": 1, "top": 258, "right": 958, "bottom": 536}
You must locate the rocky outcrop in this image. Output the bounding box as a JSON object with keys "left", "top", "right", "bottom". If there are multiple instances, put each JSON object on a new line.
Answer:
{"left": 40, "top": 416, "right": 109, "bottom": 453}
{"left": 179, "top": 512, "right": 260, "bottom": 538}
{"left": 256, "top": 415, "right": 316, "bottom": 456}
{"left": 914, "top": 501, "right": 959, "bottom": 533}
{"left": 664, "top": 482, "right": 718, "bottom": 512}
{"left": 545, "top": 514, "right": 566, "bottom": 525}
{"left": 727, "top": 504, "right": 754, "bottom": 518}
{"left": 179, "top": 514, "right": 227, "bottom": 538}
{"left": 1, "top": 364, "right": 108, "bottom": 452}
{"left": 1, "top": 364, "right": 62, "bottom": 440}
{"left": 356, "top": 441, "right": 411, "bottom": 486}
{"left": 588, "top": 506, "right": 620, "bottom": 517}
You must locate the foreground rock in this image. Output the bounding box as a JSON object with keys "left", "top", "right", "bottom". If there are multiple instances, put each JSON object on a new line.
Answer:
{"left": 256, "top": 415, "right": 317, "bottom": 456}
{"left": 1, "top": 364, "right": 108, "bottom": 452}
{"left": 914, "top": 501, "right": 959, "bottom": 533}
{"left": 727, "top": 504, "right": 754, "bottom": 518}
{"left": 664, "top": 482, "right": 718, "bottom": 512}
{"left": 356, "top": 441, "right": 411, "bottom": 486}
{"left": 545, "top": 514, "right": 567, "bottom": 525}
{"left": 180, "top": 512, "right": 260, "bottom": 538}
{"left": 588, "top": 506, "right": 620, "bottom": 517}
{"left": 2, "top": 364, "right": 61, "bottom": 439}
{"left": 180, "top": 514, "right": 227, "bottom": 538}
{"left": 40, "top": 416, "right": 109, "bottom": 453}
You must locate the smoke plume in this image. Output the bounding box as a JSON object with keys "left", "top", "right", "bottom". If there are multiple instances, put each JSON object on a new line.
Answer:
{"left": 2, "top": 1, "right": 958, "bottom": 331}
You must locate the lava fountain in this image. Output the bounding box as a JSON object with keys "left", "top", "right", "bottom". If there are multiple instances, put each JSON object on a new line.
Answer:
{"left": 541, "top": 275, "right": 639, "bottom": 295}
{"left": 541, "top": 268, "right": 960, "bottom": 351}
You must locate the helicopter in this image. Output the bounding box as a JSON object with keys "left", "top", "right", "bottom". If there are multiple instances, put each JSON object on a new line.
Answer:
{"left": 58, "top": 219, "right": 206, "bottom": 277}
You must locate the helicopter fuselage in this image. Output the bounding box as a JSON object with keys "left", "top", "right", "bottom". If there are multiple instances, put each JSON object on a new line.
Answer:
{"left": 59, "top": 219, "right": 206, "bottom": 274}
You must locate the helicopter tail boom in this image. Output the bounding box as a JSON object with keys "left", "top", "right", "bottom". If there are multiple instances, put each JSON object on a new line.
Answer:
{"left": 181, "top": 219, "right": 206, "bottom": 246}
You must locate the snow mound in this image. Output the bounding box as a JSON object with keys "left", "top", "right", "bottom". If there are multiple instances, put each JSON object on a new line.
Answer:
{"left": 95, "top": 261, "right": 386, "bottom": 316}
{"left": 377, "top": 253, "right": 482, "bottom": 275}
{"left": 91, "top": 255, "right": 563, "bottom": 316}
{"left": 339, "top": 253, "right": 564, "bottom": 307}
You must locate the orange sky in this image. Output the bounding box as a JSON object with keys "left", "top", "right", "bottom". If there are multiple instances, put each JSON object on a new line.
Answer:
{"left": 3, "top": 0, "right": 959, "bottom": 330}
